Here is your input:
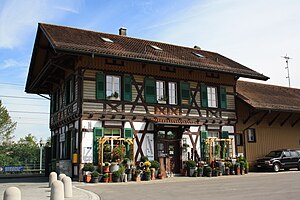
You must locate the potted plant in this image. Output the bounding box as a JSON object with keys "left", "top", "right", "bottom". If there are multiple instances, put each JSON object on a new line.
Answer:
{"left": 118, "top": 165, "right": 126, "bottom": 182}
{"left": 197, "top": 167, "right": 203, "bottom": 177}
{"left": 150, "top": 168, "right": 156, "bottom": 180}
{"left": 82, "top": 163, "right": 94, "bottom": 174}
{"left": 143, "top": 161, "right": 151, "bottom": 171}
{"left": 103, "top": 173, "right": 109, "bottom": 183}
{"left": 204, "top": 166, "right": 212, "bottom": 177}
{"left": 103, "top": 162, "right": 110, "bottom": 173}
{"left": 224, "top": 162, "right": 231, "bottom": 175}
{"left": 245, "top": 160, "right": 249, "bottom": 174}
{"left": 239, "top": 161, "right": 245, "bottom": 175}
{"left": 112, "top": 171, "right": 121, "bottom": 182}
{"left": 140, "top": 156, "right": 149, "bottom": 162}
{"left": 150, "top": 160, "right": 160, "bottom": 177}
{"left": 91, "top": 171, "right": 100, "bottom": 183}
{"left": 144, "top": 170, "right": 151, "bottom": 181}
{"left": 186, "top": 160, "right": 197, "bottom": 177}
{"left": 230, "top": 164, "right": 235, "bottom": 175}
{"left": 212, "top": 168, "right": 219, "bottom": 177}
{"left": 235, "top": 163, "right": 241, "bottom": 175}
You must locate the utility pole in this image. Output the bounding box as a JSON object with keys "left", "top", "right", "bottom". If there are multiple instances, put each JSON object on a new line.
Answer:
{"left": 282, "top": 54, "right": 292, "bottom": 87}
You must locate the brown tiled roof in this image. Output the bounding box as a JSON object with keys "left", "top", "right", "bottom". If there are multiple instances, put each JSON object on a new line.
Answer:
{"left": 237, "top": 81, "right": 300, "bottom": 112}
{"left": 39, "top": 23, "right": 268, "bottom": 80}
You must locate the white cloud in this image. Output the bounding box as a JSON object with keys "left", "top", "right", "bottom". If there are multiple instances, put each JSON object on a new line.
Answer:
{"left": 149, "top": 0, "right": 300, "bottom": 88}
{"left": 0, "top": 58, "right": 27, "bottom": 69}
{"left": 0, "top": 0, "right": 82, "bottom": 49}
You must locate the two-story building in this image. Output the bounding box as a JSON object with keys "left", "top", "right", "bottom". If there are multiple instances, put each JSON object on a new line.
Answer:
{"left": 25, "top": 23, "right": 268, "bottom": 178}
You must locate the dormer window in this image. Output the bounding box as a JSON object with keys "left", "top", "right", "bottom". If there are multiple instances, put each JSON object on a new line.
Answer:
{"left": 101, "top": 37, "right": 113, "bottom": 43}
{"left": 150, "top": 45, "right": 162, "bottom": 51}
{"left": 192, "top": 52, "right": 205, "bottom": 58}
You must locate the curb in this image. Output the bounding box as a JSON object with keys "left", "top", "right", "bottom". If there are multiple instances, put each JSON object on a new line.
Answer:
{"left": 74, "top": 185, "right": 100, "bottom": 200}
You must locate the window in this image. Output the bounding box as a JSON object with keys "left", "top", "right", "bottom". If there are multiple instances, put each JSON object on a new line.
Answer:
{"left": 104, "top": 128, "right": 121, "bottom": 136}
{"left": 283, "top": 151, "right": 291, "bottom": 157}
{"left": 246, "top": 128, "right": 256, "bottom": 142}
{"left": 192, "top": 52, "right": 205, "bottom": 58}
{"left": 236, "top": 134, "right": 243, "bottom": 146}
{"left": 156, "top": 81, "right": 166, "bottom": 103}
{"left": 208, "top": 131, "right": 219, "bottom": 138}
{"left": 106, "top": 75, "right": 120, "bottom": 100}
{"left": 290, "top": 151, "right": 298, "bottom": 157}
{"left": 65, "top": 77, "right": 74, "bottom": 105}
{"left": 101, "top": 37, "right": 113, "bottom": 43}
{"left": 168, "top": 82, "right": 177, "bottom": 105}
{"left": 150, "top": 45, "right": 162, "bottom": 51}
{"left": 207, "top": 86, "right": 218, "bottom": 108}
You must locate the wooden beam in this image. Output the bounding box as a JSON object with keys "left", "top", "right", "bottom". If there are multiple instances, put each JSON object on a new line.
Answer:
{"left": 280, "top": 113, "right": 293, "bottom": 127}
{"left": 291, "top": 117, "right": 300, "bottom": 127}
{"left": 268, "top": 113, "right": 281, "bottom": 126}
{"left": 243, "top": 111, "right": 259, "bottom": 124}
{"left": 256, "top": 111, "right": 269, "bottom": 125}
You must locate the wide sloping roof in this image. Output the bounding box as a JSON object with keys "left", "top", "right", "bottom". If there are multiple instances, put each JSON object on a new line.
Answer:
{"left": 237, "top": 81, "right": 300, "bottom": 113}
{"left": 38, "top": 23, "right": 268, "bottom": 80}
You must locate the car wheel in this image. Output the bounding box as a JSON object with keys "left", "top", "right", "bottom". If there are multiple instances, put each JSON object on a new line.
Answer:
{"left": 273, "top": 163, "right": 280, "bottom": 172}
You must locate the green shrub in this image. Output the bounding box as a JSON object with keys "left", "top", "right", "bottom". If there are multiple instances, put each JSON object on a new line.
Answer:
{"left": 150, "top": 160, "right": 160, "bottom": 169}
{"left": 186, "top": 160, "right": 197, "bottom": 168}
{"left": 82, "top": 164, "right": 94, "bottom": 171}
{"left": 140, "top": 156, "right": 149, "bottom": 162}
{"left": 112, "top": 171, "right": 121, "bottom": 178}
{"left": 103, "top": 173, "right": 109, "bottom": 178}
{"left": 91, "top": 171, "right": 100, "bottom": 177}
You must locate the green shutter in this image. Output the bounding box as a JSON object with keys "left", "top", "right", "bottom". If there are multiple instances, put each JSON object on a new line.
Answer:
{"left": 65, "top": 80, "right": 70, "bottom": 105}
{"left": 123, "top": 75, "right": 132, "bottom": 101}
{"left": 221, "top": 131, "right": 229, "bottom": 139}
{"left": 70, "top": 78, "right": 74, "bottom": 102}
{"left": 144, "top": 77, "right": 156, "bottom": 103}
{"left": 220, "top": 86, "right": 227, "bottom": 109}
{"left": 124, "top": 128, "right": 134, "bottom": 138}
{"left": 201, "top": 84, "right": 208, "bottom": 108}
{"left": 96, "top": 72, "right": 105, "bottom": 100}
{"left": 71, "top": 128, "right": 76, "bottom": 153}
{"left": 200, "top": 131, "right": 208, "bottom": 159}
{"left": 93, "top": 127, "right": 104, "bottom": 163}
{"left": 180, "top": 82, "right": 190, "bottom": 106}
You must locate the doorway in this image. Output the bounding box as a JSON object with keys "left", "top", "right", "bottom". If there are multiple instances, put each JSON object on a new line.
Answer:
{"left": 155, "top": 126, "right": 182, "bottom": 173}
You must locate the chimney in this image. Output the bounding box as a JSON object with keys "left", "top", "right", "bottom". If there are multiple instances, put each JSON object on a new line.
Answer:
{"left": 119, "top": 27, "right": 127, "bottom": 36}
{"left": 194, "top": 45, "right": 201, "bottom": 50}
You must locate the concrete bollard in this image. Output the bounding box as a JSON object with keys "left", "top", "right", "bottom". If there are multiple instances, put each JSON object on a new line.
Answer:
{"left": 3, "top": 187, "right": 21, "bottom": 200}
{"left": 50, "top": 180, "right": 64, "bottom": 200}
{"left": 62, "top": 176, "right": 72, "bottom": 198}
{"left": 49, "top": 172, "right": 58, "bottom": 187}
{"left": 58, "top": 173, "right": 66, "bottom": 181}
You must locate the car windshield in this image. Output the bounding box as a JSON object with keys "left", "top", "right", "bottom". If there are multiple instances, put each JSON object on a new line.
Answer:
{"left": 265, "top": 151, "right": 282, "bottom": 158}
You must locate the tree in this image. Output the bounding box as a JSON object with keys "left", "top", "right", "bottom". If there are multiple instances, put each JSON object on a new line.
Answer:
{"left": 0, "top": 100, "right": 16, "bottom": 143}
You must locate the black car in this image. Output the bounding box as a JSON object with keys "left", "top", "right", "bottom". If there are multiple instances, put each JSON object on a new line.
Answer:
{"left": 255, "top": 149, "right": 300, "bottom": 172}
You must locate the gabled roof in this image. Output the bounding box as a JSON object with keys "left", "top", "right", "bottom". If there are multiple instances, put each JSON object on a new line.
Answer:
{"left": 237, "top": 81, "right": 300, "bottom": 113}
{"left": 26, "top": 23, "right": 269, "bottom": 94}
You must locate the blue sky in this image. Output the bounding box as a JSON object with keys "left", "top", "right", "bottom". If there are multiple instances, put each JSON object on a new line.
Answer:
{"left": 0, "top": 0, "right": 299, "bottom": 141}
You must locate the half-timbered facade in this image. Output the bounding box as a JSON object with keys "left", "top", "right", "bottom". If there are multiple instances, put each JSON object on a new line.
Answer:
{"left": 25, "top": 23, "right": 268, "bottom": 178}
{"left": 236, "top": 81, "right": 300, "bottom": 169}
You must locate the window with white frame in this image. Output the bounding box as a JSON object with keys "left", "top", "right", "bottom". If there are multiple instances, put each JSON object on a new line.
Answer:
{"left": 207, "top": 86, "right": 218, "bottom": 108}
{"left": 156, "top": 81, "right": 166, "bottom": 103}
{"left": 208, "top": 131, "right": 219, "bottom": 138}
{"left": 168, "top": 82, "right": 177, "bottom": 105}
{"left": 106, "top": 75, "right": 120, "bottom": 100}
{"left": 246, "top": 128, "right": 256, "bottom": 142}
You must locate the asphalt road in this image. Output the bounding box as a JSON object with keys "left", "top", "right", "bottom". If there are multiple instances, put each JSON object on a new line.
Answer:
{"left": 79, "top": 170, "right": 300, "bottom": 200}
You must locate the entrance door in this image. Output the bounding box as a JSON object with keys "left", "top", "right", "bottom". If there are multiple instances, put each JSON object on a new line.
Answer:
{"left": 156, "top": 128, "right": 182, "bottom": 173}
{"left": 167, "top": 142, "right": 180, "bottom": 173}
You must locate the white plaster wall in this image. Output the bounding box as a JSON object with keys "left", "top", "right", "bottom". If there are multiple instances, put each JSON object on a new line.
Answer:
{"left": 133, "top": 122, "right": 146, "bottom": 130}
{"left": 143, "top": 133, "right": 154, "bottom": 161}
{"left": 81, "top": 131, "right": 93, "bottom": 163}
{"left": 82, "top": 120, "right": 102, "bottom": 130}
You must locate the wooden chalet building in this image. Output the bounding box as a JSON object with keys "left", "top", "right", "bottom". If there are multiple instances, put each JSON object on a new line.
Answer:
{"left": 25, "top": 23, "right": 268, "bottom": 178}
{"left": 236, "top": 81, "right": 300, "bottom": 168}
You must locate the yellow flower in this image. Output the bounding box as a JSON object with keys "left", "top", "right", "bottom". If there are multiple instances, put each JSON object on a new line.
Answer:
{"left": 144, "top": 161, "right": 151, "bottom": 168}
